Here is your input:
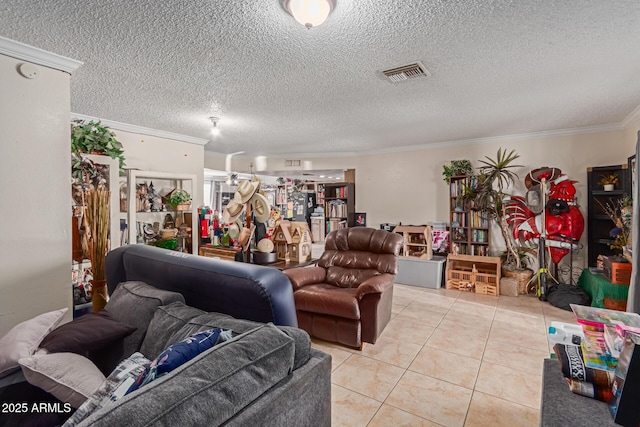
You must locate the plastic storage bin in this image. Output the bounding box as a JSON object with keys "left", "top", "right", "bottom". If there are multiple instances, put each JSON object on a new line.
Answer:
{"left": 395, "top": 256, "right": 446, "bottom": 288}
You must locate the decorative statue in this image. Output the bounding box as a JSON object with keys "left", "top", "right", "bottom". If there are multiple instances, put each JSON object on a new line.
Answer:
{"left": 506, "top": 169, "right": 585, "bottom": 265}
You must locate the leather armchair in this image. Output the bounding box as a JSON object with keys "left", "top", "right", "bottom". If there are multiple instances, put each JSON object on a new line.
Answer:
{"left": 284, "top": 227, "right": 403, "bottom": 349}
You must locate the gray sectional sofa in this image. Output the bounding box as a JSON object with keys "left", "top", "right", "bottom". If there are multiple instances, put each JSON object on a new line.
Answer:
{"left": 81, "top": 245, "right": 331, "bottom": 426}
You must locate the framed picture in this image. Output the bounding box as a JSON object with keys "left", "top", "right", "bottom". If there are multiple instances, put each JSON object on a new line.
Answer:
{"left": 628, "top": 154, "right": 636, "bottom": 190}
{"left": 355, "top": 213, "right": 366, "bottom": 227}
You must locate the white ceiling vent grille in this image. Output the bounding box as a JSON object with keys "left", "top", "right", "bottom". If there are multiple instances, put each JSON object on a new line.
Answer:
{"left": 381, "top": 61, "right": 430, "bottom": 83}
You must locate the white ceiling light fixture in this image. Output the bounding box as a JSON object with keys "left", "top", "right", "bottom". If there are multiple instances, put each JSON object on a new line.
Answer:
{"left": 209, "top": 116, "right": 220, "bottom": 136}
{"left": 283, "top": 0, "right": 336, "bottom": 29}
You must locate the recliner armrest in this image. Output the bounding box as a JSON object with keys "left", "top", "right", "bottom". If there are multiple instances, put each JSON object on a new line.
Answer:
{"left": 355, "top": 273, "right": 394, "bottom": 299}
{"left": 284, "top": 266, "right": 327, "bottom": 291}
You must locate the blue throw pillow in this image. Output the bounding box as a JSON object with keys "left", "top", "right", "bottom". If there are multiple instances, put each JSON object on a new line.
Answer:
{"left": 127, "top": 328, "right": 229, "bottom": 394}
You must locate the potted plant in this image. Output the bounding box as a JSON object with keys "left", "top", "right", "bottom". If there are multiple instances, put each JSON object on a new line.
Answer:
{"left": 598, "top": 174, "right": 619, "bottom": 191}
{"left": 466, "top": 149, "right": 534, "bottom": 288}
{"left": 442, "top": 160, "right": 474, "bottom": 184}
{"left": 71, "top": 119, "right": 126, "bottom": 172}
{"left": 167, "top": 189, "right": 192, "bottom": 211}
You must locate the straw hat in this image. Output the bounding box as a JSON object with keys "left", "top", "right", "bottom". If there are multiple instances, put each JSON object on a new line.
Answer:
{"left": 234, "top": 180, "right": 259, "bottom": 204}
{"left": 228, "top": 220, "right": 242, "bottom": 239}
{"left": 257, "top": 238, "right": 274, "bottom": 253}
{"left": 222, "top": 200, "right": 243, "bottom": 223}
{"left": 251, "top": 192, "right": 271, "bottom": 223}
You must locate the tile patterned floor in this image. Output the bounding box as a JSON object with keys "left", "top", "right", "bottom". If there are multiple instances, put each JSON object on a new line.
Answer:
{"left": 310, "top": 283, "right": 578, "bottom": 427}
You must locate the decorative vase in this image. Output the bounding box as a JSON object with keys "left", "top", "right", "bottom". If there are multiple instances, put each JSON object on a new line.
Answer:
{"left": 91, "top": 279, "right": 108, "bottom": 312}
{"left": 604, "top": 184, "right": 614, "bottom": 191}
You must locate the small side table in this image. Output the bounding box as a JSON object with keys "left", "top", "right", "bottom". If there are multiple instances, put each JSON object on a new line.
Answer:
{"left": 577, "top": 268, "right": 629, "bottom": 309}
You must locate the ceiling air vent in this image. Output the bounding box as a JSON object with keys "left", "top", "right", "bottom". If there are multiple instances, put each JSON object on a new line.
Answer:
{"left": 381, "top": 61, "right": 430, "bottom": 83}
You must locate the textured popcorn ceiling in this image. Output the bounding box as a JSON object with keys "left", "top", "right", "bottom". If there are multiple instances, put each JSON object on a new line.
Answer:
{"left": 1, "top": 1, "right": 640, "bottom": 156}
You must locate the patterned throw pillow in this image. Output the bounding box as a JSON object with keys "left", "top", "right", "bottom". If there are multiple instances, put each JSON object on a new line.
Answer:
{"left": 126, "top": 328, "right": 231, "bottom": 394}
{"left": 63, "top": 352, "right": 151, "bottom": 427}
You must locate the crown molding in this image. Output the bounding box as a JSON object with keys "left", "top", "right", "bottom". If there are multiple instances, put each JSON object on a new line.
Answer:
{"left": 71, "top": 113, "right": 209, "bottom": 146}
{"left": 622, "top": 103, "right": 640, "bottom": 128}
{"left": 356, "top": 123, "right": 626, "bottom": 156}
{"left": 0, "top": 36, "right": 83, "bottom": 74}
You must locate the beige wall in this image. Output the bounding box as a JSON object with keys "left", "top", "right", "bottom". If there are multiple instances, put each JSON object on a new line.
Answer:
{"left": 0, "top": 55, "right": 72, "bottom": 335}
{"left": 115, "top": 131, "right": 205, "bottom": 208}
{"left": 355, "top": 128, "right": 633, "bottom": 266}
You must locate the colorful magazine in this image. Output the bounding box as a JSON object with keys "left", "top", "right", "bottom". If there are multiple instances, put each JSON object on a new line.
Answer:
{"left": 570, "top": 304, "right": 640, "bottom": 330}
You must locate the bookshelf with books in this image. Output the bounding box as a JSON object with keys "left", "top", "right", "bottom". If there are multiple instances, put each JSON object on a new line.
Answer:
{"left": 449, "top": 175, "right": 490, "bottom": 256}
{"left": 324, "top": 182, "right": 355, "bottom": 231}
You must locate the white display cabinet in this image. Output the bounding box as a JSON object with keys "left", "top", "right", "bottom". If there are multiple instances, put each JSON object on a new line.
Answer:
{"left": 125, "top": 170, "right": 198, "bottom": 254}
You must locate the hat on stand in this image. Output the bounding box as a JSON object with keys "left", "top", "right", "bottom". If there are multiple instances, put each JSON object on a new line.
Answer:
{"left": 222, "top": 200, "right": 243, "bottom": 223}
{"left": 234, "top": 180, "right": 259, "bottom": 204}
{"left": 251, "top": 193, "right": 271, "bottom": 223}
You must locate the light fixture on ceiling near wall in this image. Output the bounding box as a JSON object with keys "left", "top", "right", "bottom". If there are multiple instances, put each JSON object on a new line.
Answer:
{"left": 209, "top": 116, "right": 220, "bottom": 136}
{"left": 283, "top": 0, "right": 336, "bottom": 29}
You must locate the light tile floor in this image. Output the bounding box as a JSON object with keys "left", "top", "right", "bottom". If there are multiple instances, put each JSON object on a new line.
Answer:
{"left": 310, "top": 283, "right": 578, "bottom": 427}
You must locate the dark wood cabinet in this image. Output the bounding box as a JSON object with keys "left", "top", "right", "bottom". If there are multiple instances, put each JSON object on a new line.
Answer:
{"left": 586, "top": 164, "right": 630, "bottom": 267}
{"left": 323, "top": 182, "right": 355, "bottom": 231}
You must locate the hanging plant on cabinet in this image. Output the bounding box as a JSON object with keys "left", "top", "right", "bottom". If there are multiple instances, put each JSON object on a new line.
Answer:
{"left": 71, "top": 119, "right": 126, "bottom": 173}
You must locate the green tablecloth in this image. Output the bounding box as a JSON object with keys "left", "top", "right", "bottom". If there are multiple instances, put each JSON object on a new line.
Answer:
{"left": 577, "top": 268, "right": 629, "bottom": 308}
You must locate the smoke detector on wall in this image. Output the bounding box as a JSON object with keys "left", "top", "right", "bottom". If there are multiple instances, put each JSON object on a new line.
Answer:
{"left": 380, "top": 61, "right": 430, "bottom": 83}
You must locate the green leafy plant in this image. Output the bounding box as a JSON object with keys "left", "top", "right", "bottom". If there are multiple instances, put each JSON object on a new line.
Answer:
{"left": 598, "top": 174, "right": 619, "bottom": 186}
{"left": 167, "top": 189, "right": 192, "bottom": 207}
{"left": 442, "top": 160, "right": 474, "bottom": 184}
{"left": 467, "top": 148, "right": 524, "bottom": 267}
{"left": 71, "top": 120, "right": 125, "bottom": 171}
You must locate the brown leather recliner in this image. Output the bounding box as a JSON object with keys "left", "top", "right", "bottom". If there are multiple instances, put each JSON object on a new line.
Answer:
{"left": 284, "top": 227, "right": 403, "bottom": 349}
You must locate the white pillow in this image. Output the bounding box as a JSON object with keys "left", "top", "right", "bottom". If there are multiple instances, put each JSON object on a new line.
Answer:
{"left": 19, "top": 351, "right": 105, "bottom": 409}
{"left": 0, "top": 308, "right": 68, "bottom": 378}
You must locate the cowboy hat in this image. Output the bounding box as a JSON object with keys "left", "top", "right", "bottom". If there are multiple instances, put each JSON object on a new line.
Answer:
{"left": 228, "top": 219, "right": 243, "bottom": 239}
{"left": 251, "top": 192, "right": 271, "bottom": 223}
{"left": 233, "top": 180, "right": 259, "bottom": 204}
{"left": 525, "top": 167, "right": 562, "bottom": 189}
{"left": 222, "top": 200, "right": 243, "bottom": 223}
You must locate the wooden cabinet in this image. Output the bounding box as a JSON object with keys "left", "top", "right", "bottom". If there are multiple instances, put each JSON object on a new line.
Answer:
{"left": 324, "top": 182, "right": 355, "bottom": 231}
{"left": 449, "top": 176, "right": 490, "bottom": 256}
{"left": 586, "top": 164, "right": 630, "bottom": 267}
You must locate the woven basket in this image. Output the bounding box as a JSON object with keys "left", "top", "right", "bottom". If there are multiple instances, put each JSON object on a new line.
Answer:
{"left": 502, "top": 267, "right": 534, "bottom": 294}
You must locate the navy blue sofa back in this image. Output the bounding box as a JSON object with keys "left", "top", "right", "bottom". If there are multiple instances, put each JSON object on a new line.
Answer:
{"left": 105, "top": 245, "right": 298, "bottom": 327}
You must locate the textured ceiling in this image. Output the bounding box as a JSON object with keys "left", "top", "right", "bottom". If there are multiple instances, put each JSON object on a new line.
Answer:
{"left": 2, "top": 0, "right": 640, "bottom": 156}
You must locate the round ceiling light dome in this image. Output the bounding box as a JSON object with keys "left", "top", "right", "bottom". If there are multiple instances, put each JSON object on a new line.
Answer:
{"left": 283, "top": 0, "right": 336, "bottom": 29}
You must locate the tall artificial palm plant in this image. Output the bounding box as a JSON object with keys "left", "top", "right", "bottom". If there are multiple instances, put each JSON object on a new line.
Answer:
{"left": 472, "top": 148, "right": 523, "bottom": 268}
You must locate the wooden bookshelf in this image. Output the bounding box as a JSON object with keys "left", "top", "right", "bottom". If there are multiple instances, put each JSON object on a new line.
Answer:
{"left": 323, "top": 182, "right": 355, "bottom": 231}
{"left": 449, "top": 175, "right": 490, "bottom": 256}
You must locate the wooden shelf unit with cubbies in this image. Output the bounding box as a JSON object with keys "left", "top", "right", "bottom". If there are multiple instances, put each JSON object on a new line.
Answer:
{"left": 394, "top": 225, "right": 433, "bottom": 259}
{"left": 445, "top": 254, "right": 501, "bottom": 296}
{"left": 449, "top": 175, "right": 490, "bottom": 256}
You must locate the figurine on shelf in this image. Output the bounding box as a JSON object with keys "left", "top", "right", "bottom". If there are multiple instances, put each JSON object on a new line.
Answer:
{"left": 148, "top": 181, "right": 163, "bottom": 212}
